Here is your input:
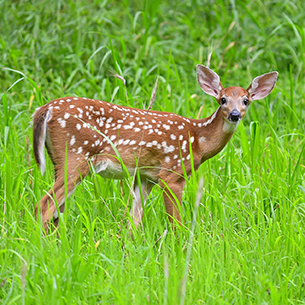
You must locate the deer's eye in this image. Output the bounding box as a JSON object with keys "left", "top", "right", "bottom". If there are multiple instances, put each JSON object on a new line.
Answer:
{"left": 243, "top": 99, "right": 249, "bottom": 106}
{"left": 220, "top": 97, "right": 226, "bottom": 105}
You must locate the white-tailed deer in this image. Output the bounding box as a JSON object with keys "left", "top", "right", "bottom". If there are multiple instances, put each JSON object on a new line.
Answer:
{"left": 33, "top": 65, "right": 278, "bottom": 232}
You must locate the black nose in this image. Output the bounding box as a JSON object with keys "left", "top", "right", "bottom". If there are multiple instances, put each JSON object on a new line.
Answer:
{"left": 228, "top": 110, "right": 241, "bottom": 122}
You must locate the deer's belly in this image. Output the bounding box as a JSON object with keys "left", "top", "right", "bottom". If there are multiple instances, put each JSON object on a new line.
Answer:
{"left": 94, "top": 158, "right": 159, "bottom": 181}
{"left": 94, "top": 159, "right": 130, "bottom": 179}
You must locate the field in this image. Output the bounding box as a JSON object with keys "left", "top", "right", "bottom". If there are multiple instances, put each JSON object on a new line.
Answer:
{"left": 1, "top": 0, "right": 305, "bottom": 304}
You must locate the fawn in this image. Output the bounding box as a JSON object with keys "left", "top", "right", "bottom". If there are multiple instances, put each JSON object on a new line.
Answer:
{"left": 33, "top": 65, "right": 278, "bottom": 232}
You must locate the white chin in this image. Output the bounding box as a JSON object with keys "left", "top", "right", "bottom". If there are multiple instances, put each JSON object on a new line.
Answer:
{"left": 223, "top": 119, "right": 240, "bottom": 133}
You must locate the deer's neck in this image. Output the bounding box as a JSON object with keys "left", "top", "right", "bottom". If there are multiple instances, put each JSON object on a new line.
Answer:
{"left": 195, "top": 107, "right": 239, "bottom": 163}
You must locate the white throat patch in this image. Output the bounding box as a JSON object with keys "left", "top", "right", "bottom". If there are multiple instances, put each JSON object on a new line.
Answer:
{"left": 223, "top": 119, "right": 239, "bottom": 133}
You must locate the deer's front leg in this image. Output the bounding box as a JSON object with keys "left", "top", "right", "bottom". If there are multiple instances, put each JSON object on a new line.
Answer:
{"left": 130, "top": 179, "right": 154, "bottom": 229}
{"left": 160, "top": 179, "right": 186, "bottom": 225}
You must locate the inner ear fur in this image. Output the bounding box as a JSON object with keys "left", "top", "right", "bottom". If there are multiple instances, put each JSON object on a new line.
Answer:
{"left": 247, "top": 71, "right": 278, "bottom": 101}
{"left": 196, "top": 65, "right": 223, "bottom": 99}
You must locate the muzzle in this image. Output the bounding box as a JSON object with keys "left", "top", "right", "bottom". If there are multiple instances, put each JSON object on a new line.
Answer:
{"left": 228, "top": 109, "right": 241, "bottom": 122}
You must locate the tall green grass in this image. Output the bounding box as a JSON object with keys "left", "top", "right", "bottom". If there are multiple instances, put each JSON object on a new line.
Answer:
{"left": 0, "top": 0, "right": 304, "bottom": 304}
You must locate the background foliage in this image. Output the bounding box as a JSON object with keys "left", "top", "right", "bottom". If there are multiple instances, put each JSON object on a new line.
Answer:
{"left": 0, "top": 0, "right": 304, "bottom": 304}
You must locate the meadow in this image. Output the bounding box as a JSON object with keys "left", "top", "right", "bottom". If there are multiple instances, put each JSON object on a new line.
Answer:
{"left": 0, "top": 0, "right": 305, "bottom": 304}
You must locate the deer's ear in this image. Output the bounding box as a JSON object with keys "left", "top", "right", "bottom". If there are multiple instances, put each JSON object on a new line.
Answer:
{"left": 247, "top": 71, "right": 278, "bottom": 100}
{"left": 196, "top": 65, "right": 223, "bottom": 99}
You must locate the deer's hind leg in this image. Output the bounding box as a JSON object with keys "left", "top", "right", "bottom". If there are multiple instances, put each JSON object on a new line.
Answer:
{"left": 35, "top": 159, "right": 90, "bottom": 232}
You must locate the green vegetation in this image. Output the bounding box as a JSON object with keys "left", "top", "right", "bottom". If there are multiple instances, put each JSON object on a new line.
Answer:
{"left": 1, "top": 0, "right": 305, "bottom": 304}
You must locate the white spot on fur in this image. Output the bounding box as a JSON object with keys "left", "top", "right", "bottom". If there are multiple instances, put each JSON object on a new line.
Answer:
{"left": 76, "top": 123, "right": 81, "bottom": 130}
{"left": 64, "top": 113, "right": 70, "bottom": 119}
{"left": 164, "top": 145, "right": 175, "bottom": 154}
{"left": 57, "top": 118, "right": 66, "bottom": 128}
{"left": 170, "top": 134, "right": 176, "bottom": 140}
{"left": 165, "top": 156, "right": 170, "bottom": 163}
{"left": 76, "top": 147, "right": 82, "bottom": 154}
{"left": 70, "top": 135, "right": 76, "bottom": 146}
